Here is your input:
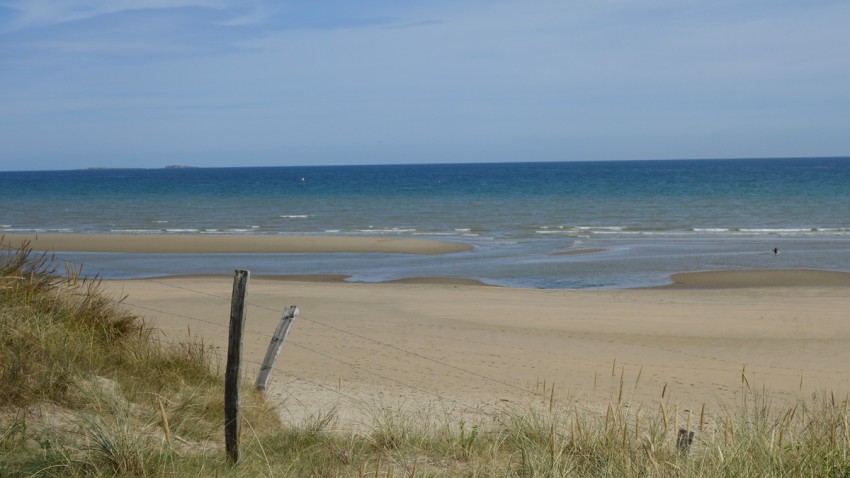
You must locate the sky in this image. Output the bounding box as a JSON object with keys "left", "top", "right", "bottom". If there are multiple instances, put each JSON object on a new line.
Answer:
{"left": 1, "top": 1, "right": 849, "bottom": 171}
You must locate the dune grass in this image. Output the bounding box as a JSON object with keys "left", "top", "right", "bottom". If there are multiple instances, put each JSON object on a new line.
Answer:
{"left": 2, "top": 239, "right": 850, "bottom": 476}
{"left": 0, "top": 242, "right": 279, "bottom": 476}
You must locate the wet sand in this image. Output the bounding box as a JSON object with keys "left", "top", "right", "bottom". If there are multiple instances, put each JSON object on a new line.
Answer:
{"left": 660, "top": 269, "right": 850, "bottom": 289}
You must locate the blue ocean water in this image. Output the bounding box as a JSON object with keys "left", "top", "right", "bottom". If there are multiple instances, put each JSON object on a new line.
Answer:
{"left": 2, "top": 158, "right": 850, "bottom": 288}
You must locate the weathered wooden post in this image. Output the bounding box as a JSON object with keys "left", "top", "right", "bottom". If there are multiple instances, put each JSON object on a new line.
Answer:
{"left": 225, "top": 269, "right": 250, "bottom": 464}
{"left": 255, "top": 305, "right": 299, "bottom": 392}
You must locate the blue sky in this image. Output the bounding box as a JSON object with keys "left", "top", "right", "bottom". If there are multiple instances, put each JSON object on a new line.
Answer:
{"left": 1, "top": 1, "right": 849, "bottom": 170}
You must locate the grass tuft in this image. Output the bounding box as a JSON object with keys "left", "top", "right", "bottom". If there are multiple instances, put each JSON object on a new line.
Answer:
{"left": 0, "top": 239, "right": 278, "bottom": 476}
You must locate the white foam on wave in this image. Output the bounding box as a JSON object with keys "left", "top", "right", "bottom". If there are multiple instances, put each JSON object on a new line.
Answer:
{"left": 111, "top": 229, "right": 160, "bottom": 234}
{"left": 358, "top": 228, "right": 416, "bottom": 233}
{"left": 740, "top": 228, "right": 820, "bottom": 233}
{"left": 691, "top": 227, "right": 847, "bottom": 235}
{"left": 280, "top": 215, "right": 311, "bottom": 219}
{"left": 532, "top": 226, "right": 850, "bottom": 237}
{"left": 0, "top": 229, "right": 77, "bottom": 233}
{"left": 593, "top": 230, "right": 643, "bottom": 235}
{"left": 576, "top": 226, "right": 626, "bottom": 231}
{"left": 165, "top": 228, "right": 199, "bottom": 233}
{"left": 153, "top": 220, "right": 168, "bottom": 224}
{"left": 534, "top": 226, "right": 850, "bottom": 237}
{"left": 536, "top": 226, "right": 630, "bottom": 233}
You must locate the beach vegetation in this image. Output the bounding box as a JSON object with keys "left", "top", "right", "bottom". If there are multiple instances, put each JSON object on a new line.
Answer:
{"left": 2, "top": 240, "right": 850, "bottom": 476}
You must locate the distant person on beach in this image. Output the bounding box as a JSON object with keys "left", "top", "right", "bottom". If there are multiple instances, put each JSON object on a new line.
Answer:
{"left": 773, "top": 248, "right": 779, "bottom": 255}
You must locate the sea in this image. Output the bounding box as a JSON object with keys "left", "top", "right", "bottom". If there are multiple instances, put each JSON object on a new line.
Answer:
{"left": 2, "top": 157, "right": 850, "bottom": 289}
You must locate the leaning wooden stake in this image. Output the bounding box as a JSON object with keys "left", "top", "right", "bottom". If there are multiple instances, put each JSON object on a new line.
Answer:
{"left": 225, "top": 269, "right": 250, "bottom": 464}
{"left": 255, "top": 305, "right": 299, "bottom": 392}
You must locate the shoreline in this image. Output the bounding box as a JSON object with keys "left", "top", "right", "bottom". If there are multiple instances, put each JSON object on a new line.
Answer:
{"left": 140, "top": 273, "right": 492, "bottom": 286}
{"left": 133, "top": 268, "right": 850, "bottom": 289}
{"left": 1, "top": 233, "right": 472, "bottom": 255}
{"left": 6, "top": 234, "right": 850, "bottom": 290}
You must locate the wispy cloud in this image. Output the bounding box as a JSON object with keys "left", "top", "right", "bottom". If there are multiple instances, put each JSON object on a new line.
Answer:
{"left": 17, "top": 39, "right": 196, "bottom": 54}
{"left": 215, "top": 0, "right": 275, "bottom": 26}
{"left": 2, "top": 0, "right": 849, "bottom": 169}
{"left": 0, "top": 0, "right": 228, "bottom": 30}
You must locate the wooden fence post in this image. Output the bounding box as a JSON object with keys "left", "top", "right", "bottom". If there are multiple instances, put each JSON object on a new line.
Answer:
{"left": 225, "top": 269, "right": 250, "bottom": 464}
{"left": 255, "top": 305, "right": 299, "bottom": 392}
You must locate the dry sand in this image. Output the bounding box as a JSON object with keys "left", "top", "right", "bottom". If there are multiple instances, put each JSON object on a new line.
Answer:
{"left": 2, "top": 233, "right": 471, "bottom": 254}
{"left": 102, "top": 268, "right": 850, "bottom": 427}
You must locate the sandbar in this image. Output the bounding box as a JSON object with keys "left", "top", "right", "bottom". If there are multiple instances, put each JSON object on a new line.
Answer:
{"left": 551, "top": 248, "right": 606, "bottom": 256}
{"left": 2, "top": 233, "right": 471, "bottom": 255}
{"left": 380, "top": 276, "right": 491, "bottom": 286}
{"left": 102, "top": 274, "right": 850, "bottom": 426}
{"left": 660, "top": 269, "right": 850, "bottom": 289}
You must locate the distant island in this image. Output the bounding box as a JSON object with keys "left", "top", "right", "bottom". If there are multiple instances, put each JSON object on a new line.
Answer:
{"left": 85, "top": 167, "right": 139, "bottom": 170}
{"left": 84, "top": 165, "right": 197, "bottom": 170}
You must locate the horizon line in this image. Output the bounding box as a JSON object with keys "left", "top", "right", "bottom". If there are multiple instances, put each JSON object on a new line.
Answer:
{"left": 3, "top": 155, "right": 850, "bottom": 173}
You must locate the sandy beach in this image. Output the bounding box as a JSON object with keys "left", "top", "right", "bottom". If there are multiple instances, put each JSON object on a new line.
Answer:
{"left": 102, "top": 268, "right": 850, "bottom": 427}
{"left": 1, "top": 233, "right": 472, "bottom": 255}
